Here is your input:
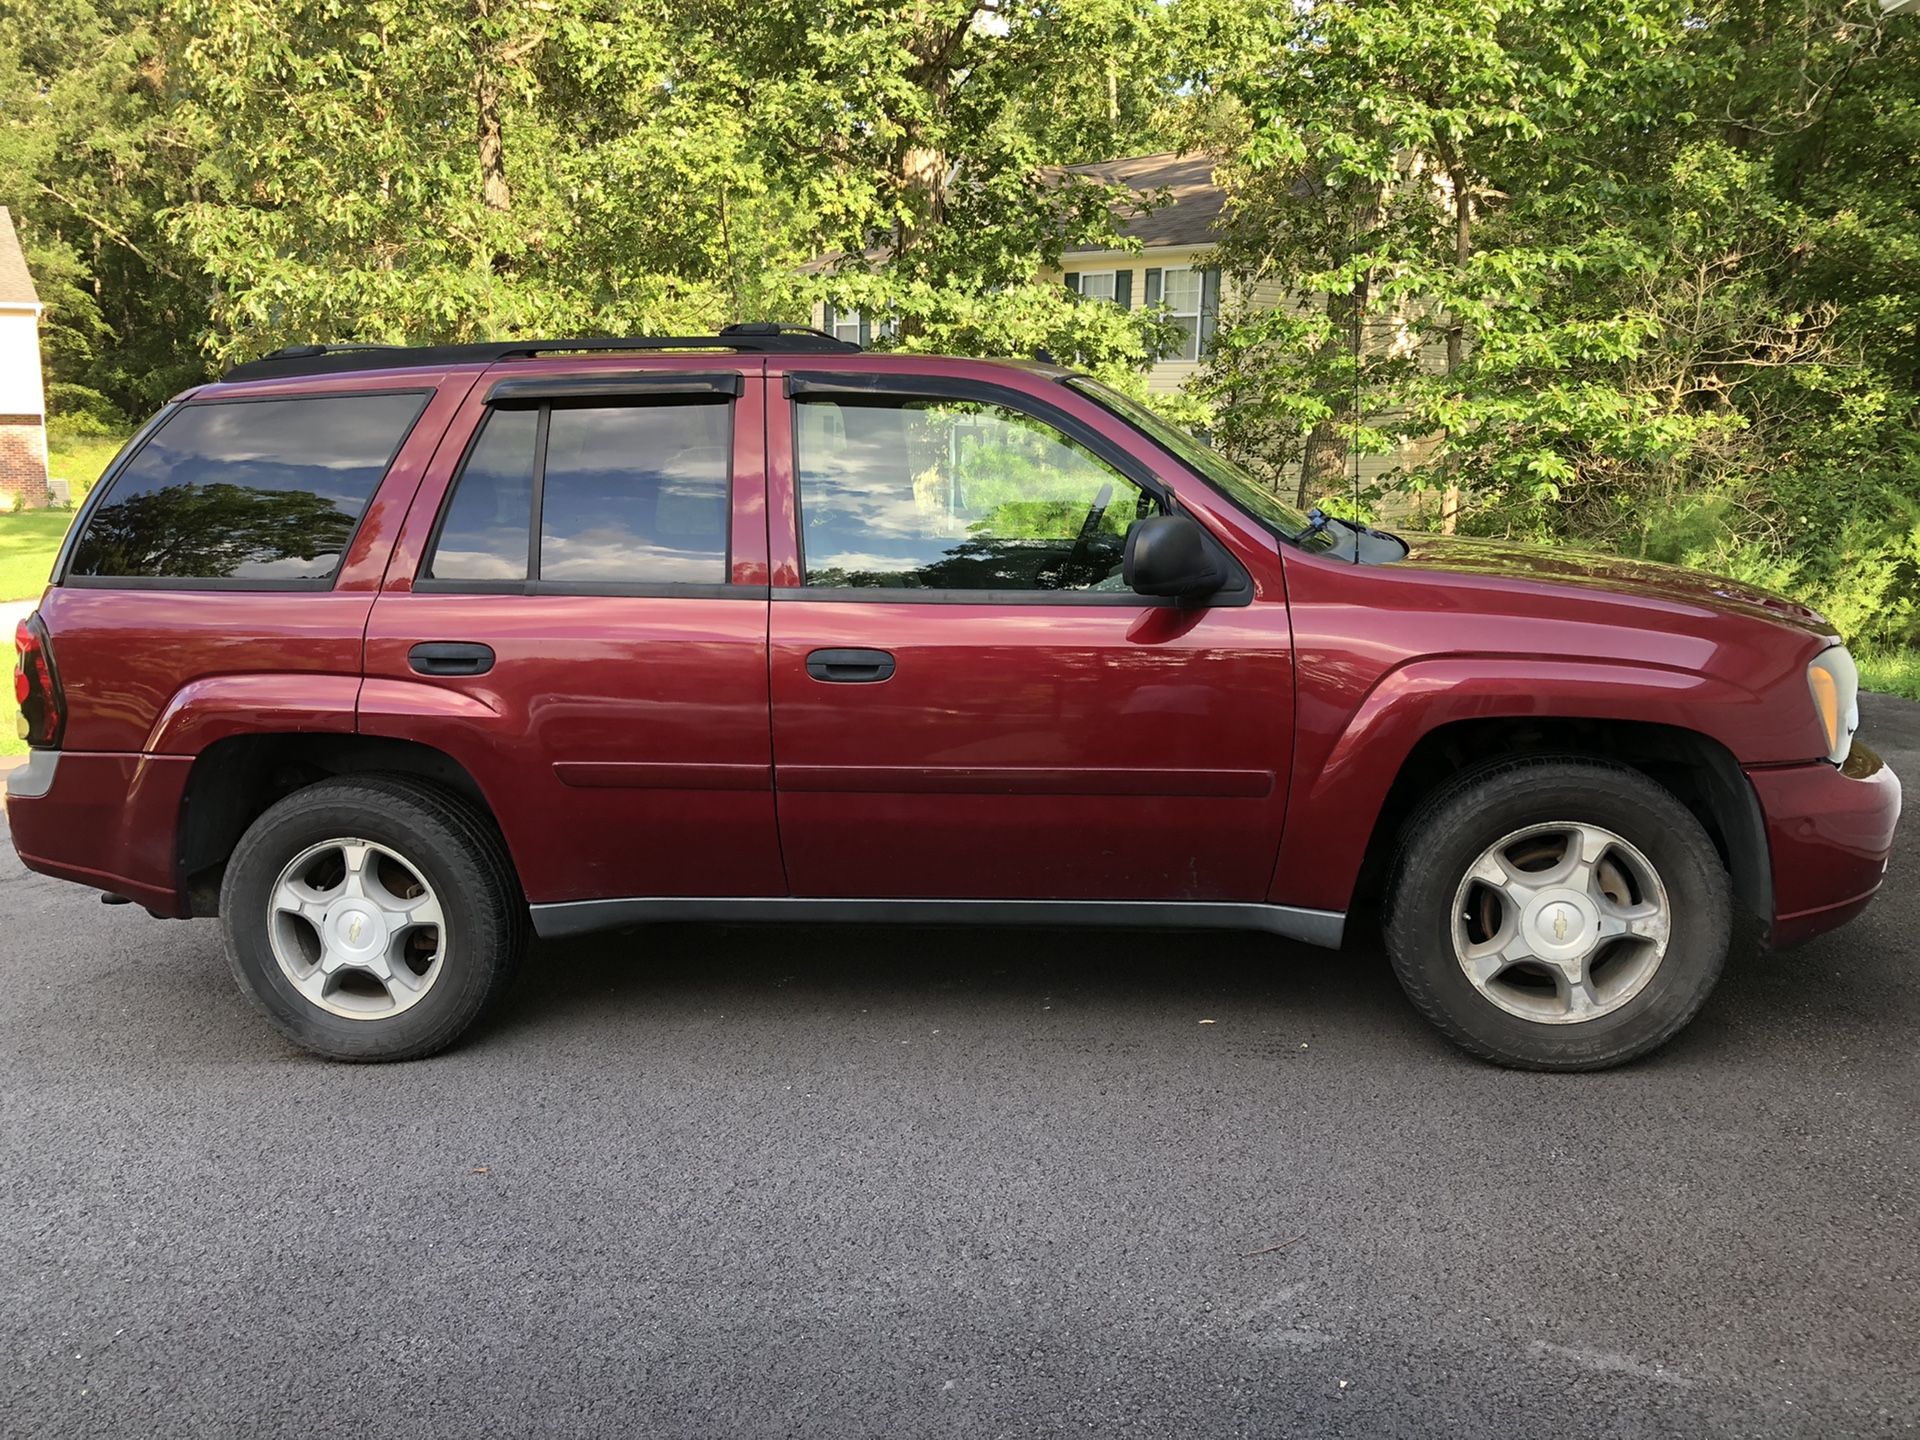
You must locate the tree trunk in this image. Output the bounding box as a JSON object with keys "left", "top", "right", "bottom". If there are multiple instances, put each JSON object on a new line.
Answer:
{"left": 473, "top": 0, "right": 511, "bottom": 216}
{"left": 892, "top": 4, "right": 976, "bottom": 274}
{"left": 1297, "top": 289, "right": 1352, "bottom": 508}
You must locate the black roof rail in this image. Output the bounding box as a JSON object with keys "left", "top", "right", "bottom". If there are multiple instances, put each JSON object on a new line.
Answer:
{"left": 220, "top": 321, "right": 860, "bottom": 381}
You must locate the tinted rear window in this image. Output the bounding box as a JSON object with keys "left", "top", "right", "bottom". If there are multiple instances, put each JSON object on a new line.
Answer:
{"left": 425, "top": 409, "right": 537, "bottom": 582}
{"left": 68, "top": 392, "right": 428, "bottom": 582}
{"left": 421, "top": 399, "right": 732, "bottom": 588}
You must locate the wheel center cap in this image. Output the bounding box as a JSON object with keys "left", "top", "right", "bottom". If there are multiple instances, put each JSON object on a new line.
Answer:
{"left": 328, "top": 903, "right": 388, "bottom": 958}
{"left": 1521, "top": 888, "right": 1599, "bottom": 959}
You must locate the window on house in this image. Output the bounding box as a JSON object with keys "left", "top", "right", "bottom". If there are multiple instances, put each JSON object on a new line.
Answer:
{"left": 1065, "top": 269, "right": 1133, "bottom": 307}
{"left": 1162, "top": 267, "right": 1205, "bottom": 361}
{"left": 823, "top": 304, "right": 865, "bottom": 346}
{"left": 822, "top": 305, "right": 896, "bottom": 346}
{"left": 1143, "top": 265, "right": 1221, "bottom": 363}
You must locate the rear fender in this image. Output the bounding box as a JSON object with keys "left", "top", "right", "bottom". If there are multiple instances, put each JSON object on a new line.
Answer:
{"left": 144, "top": 674, "right": 361, "bottom": 755}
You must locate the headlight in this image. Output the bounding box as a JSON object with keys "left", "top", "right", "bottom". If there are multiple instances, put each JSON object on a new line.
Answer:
{"left": 1806, "top": 644, "right": 1859, "bottom": 764}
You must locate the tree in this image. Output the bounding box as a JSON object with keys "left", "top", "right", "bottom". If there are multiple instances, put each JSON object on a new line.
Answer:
{"left": 0, "top": 0, "right": 208, "bottom": 420}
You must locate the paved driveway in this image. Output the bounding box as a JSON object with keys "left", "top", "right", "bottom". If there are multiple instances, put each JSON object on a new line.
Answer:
{"left": 2, "top": 699, "right": 1915, "bottom": 1438}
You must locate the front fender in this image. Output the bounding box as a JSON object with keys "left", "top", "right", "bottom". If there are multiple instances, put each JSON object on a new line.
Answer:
{"left": 1268, "top": 655, "right": 1774, "bottom": 912}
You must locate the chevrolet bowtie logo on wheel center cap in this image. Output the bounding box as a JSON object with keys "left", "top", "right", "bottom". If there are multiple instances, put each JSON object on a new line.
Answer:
{"left": 330, "top": 904, "right": 385, "bottom": 955}
{"left": 1553, "top": 908, "right": 1570, "bottom": 942}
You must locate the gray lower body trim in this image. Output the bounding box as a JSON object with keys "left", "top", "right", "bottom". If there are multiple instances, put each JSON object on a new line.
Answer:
{"left": 529, "top": 896, "right": 1347, "bottom": 949}
{"left": 4, "top": 748, "right": 58, "bottom": 800}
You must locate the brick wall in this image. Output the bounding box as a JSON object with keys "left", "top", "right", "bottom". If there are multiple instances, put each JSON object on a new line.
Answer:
{"left": 0, "top": 416, "right": 49, "bottom": 508}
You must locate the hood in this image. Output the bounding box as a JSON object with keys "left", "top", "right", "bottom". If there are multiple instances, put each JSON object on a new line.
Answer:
{"left": 1390, "top": 532, "right": 1836, "bottom": 637}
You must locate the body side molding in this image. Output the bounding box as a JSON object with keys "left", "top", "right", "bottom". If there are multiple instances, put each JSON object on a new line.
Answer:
{"left": 528, "top": 895, "right": 1346, "bottom": 948}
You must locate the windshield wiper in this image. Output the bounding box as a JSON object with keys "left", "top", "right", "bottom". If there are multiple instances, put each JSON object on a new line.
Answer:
{"left": 1293, "top": 507, "right": 1334, "bottom": 544}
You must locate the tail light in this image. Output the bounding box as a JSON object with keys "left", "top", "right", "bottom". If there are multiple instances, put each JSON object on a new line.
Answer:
{"left": 14, "top": 613, "right": 64, "bottom": 749}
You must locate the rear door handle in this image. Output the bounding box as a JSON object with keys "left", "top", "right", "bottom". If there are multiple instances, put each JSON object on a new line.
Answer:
{"left": 806, "top": 648, "right": 896, "bottom": 684}
{"left": 409, "top": 641, "right": 495, "bottom": 677}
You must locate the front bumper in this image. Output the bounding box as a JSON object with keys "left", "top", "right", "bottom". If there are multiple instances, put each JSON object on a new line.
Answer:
{"left": 6, "top": 749, "right": 195, "bottom": 915}
{"left": 1747, "top": 741, "right": 1902, "bottom": 948}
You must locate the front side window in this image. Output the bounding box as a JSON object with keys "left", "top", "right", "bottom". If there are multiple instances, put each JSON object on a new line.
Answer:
{"left": 794, "top": 397, "right": 1158, "bottom": 592}
{"left": 424, "top": 400, "right": 731, "bottom": 587}
{"left": 69, "top": 391, "right": 427, "bottom": 582}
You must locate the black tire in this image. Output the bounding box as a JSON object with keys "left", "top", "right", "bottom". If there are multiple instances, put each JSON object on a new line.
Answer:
{"left": 1382, "top": 757, "right": 1732, "bottom": 1071}
{"left": 219, "top": 775, "right": 527, "bottom": 1062}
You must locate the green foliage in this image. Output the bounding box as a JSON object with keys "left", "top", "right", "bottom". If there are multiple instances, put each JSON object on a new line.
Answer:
{"left": 0, "top": 0, "right": 1914, "bottom": 658}
{"left": 1858, "top": 649, "right": 1920, "bottom": 701}
{"left": 1189, "top": 0, "right": 1920, "bottom": 652}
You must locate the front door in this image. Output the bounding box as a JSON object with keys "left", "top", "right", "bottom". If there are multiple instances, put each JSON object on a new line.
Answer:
{"left": 766, "top": 374, "right": 1293, "bottom": 902}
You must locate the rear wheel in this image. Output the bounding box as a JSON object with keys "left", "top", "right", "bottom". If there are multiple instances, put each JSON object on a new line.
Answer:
{"left": 220, "top": 775, "right": 526, "bottom": 1062}
{"left": 1383, "top": 758, "right": 1731, "bottom": 1070}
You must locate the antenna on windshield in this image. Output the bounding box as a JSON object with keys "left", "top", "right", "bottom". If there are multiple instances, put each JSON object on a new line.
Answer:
{"left": 1351, "top": 199, "right": 1365, "bottom": 562}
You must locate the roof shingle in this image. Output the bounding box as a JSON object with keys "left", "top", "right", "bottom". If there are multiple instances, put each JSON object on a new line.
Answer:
{"left": 1061, "top": 152, "right": 1224, "bottom": 254}
{"left": 0, "top": 208, "right": 40, "bottom": 307}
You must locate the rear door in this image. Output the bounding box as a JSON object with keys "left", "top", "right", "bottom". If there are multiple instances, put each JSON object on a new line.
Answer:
{"left": 765, "top": 369, "right": 1294, "bottom": 902}
{"left": 361, "top": 361, "right": 783, "bottom": 908}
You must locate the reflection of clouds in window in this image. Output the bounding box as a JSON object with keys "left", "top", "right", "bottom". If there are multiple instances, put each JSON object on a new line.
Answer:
{"left": 428, "top": 408, "right": 536, "bottom": 581}
{"left": 432, "top": 534, "right": 527, "bottom": 580}
{"left": 133, "top": 395, "right": 425, "bottom": 505}
{"left": 540, "top": 533, "right": 729, "bottom": 582}
{"left": 537, "top": 404, "right": 729, "bottom": 584}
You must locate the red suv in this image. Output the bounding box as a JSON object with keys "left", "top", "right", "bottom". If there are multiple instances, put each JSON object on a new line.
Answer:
{"left": 7, "top": 324, "right": 1902, "bottom": 1068}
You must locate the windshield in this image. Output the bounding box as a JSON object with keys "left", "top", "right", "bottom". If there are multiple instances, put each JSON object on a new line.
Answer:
{"left": 1064, "top": 377, "right": 1339, "bottom": 552}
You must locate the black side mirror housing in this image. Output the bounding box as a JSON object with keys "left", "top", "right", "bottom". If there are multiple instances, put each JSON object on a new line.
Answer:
{"left": 1123, "top": 513, "right": 1230, "bottom": 599}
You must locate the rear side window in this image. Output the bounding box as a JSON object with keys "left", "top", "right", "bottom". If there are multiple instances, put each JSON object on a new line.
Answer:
{"left": 426, "top": 409, "right": 537, "bottom": 581}
{"left": 68, "top": 392, "right": 428, "bottom": 583}
{"left": 424, "top": 400, "right": 731, "bottom": 588}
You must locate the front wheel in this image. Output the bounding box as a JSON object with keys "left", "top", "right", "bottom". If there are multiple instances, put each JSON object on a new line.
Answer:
{"left": 1383, "top": 758, "right": 1732, "bottom": 1071}
{"left": 220, "top": 775, "right": 526, "bottom": 1062}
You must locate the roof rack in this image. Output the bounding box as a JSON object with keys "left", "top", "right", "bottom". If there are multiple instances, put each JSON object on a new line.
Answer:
{"left": 220, "top": 322, "right": 859, "bottom": 382}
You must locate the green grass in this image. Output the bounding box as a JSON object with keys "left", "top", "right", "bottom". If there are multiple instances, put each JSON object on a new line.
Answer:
{"left": 0, "top": 427, "right": 122, "bottom": 604}
{"left": 1858, "top": 649, "right": 1920, "bottom": 701}
{"left": 45, "top": 429, "right": 127, "bottom": 500}
{"left": 0, "top": 510, "right": 77, "bottom": 602}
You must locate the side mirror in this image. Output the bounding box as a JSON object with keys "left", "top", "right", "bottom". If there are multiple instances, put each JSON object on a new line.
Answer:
{"left": 1124, "top": 513, "right": 1230, "bottom": 599}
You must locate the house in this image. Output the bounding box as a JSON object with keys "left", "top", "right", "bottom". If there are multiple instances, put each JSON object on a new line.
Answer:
{"left": 815, "top": 152, "right": 1227, "bottom": 398}
{"left": 0, "top": 208, "right": 50, "bottom": 509}
{"left": 1048, "top": 151, "right": 1226, "bottom": 399}
{"left": 815, "top": 153, "right": 1433, "bottom": 505}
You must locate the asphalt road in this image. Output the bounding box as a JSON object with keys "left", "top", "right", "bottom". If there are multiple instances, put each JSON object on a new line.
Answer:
{"left": 3, "top": 699, "right": 1916, "bottom": 1439}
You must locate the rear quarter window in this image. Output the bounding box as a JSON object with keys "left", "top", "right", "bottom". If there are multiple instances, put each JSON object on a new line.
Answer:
{"left": 67, "top": 391, "right": 429, "bottom": 584}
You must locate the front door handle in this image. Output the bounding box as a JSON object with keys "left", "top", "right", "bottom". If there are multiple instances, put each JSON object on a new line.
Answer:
{"left": 806, "top": 647, "right": 896, "bottom": 684}
{"left": 409, "top": 641, "right": 495, "bottom": 677}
